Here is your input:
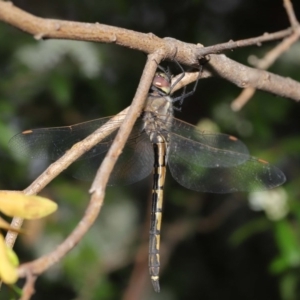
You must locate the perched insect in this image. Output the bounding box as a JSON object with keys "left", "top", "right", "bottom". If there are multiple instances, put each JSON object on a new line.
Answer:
{"left": 9, "top": 67, "right": 286, "bottom": 292}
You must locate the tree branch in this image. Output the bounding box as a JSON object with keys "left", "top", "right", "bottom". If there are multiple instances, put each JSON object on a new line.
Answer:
{"left": 208, "top": 54, "right": 300, "bottom": 101}
{"left": 0, "top": 1, "right": 300, "bottom": 102}
{"left": 231, "top": 0, "right": 300, "bottom": 110}
{"left": 0, "top": 1, "right": 199, "bottom": 65}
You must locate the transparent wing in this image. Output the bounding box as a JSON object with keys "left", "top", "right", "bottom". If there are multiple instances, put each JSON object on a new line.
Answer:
{"left": 168, "top": 133, "right": 286, "bottom": 193}
{"left": 9, "top": 116, "right": 154, "bottom": 184}
{"left": 73, "top": 130, "right": 154, "bottom": 185}
{"left": 9, "top": 117, "right": 122, "bottom": 161}
{"left": 169, "top": 118, "right": 250, "bottom": 167}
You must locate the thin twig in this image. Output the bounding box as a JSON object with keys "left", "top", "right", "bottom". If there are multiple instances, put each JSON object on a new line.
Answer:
{"left": 195, "top": 29, "right": 293, "bottom": 57}
{"left": 122, "top": 188, "right": 153, "bottom": 300}
{"left": 251, "top": 34, "right": 300, "bottom": 69}
{"left": 231, "top": 87, "right": 256, "bottom": 111}
{"left": 283, "top": 0, "right": 299, "bottom": 28}
{"left": 196, "top": 197, "right": 244, "bottom": 233}
{"left": 122, "top": 244, "right": 150, "bottom": 300}
{"left": 20, "top": 273, "right": 37, "bottom": 300}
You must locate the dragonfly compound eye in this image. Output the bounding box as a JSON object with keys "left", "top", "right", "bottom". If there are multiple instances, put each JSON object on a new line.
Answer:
{"left": 152, "top": 73, "right": 171, "bottom": 95}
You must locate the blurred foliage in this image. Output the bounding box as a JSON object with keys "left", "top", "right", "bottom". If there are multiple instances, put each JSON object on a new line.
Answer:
{"left": 0, "top": 0, "right": 300, "bottom": 299}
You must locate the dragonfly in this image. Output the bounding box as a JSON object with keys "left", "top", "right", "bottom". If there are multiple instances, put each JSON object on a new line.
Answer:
{"left": 9, "top": 68, "right": 286, "bottom": 293}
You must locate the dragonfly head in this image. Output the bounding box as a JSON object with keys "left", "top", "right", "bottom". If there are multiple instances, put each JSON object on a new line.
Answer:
{"left": 151, "top": 72, "right": 171, "bottom": 96}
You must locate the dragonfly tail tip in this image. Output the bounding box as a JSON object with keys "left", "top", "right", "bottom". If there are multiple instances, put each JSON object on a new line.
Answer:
{"left": 151, "top": 278, "right": 160, "bottom": 293}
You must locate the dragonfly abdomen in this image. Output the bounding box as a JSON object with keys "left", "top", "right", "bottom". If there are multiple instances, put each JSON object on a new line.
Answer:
{"left": 149, "top": 141, "right": 168, "bottom": 293}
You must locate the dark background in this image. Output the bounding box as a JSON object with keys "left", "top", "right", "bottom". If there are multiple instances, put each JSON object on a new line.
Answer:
{"left": 1, "top": 0, "right": 300, "bottom": 299}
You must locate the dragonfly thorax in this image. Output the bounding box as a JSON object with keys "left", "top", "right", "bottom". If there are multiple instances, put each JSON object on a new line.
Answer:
{"left": 143, "top": 94, "right": 173, "bottom": 143}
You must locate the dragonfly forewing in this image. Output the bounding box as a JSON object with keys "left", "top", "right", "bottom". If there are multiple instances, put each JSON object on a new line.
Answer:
{"left": 9, "top": 116, "right": 155, "bottom": 185}
{"left": 9, "top": 117, "right": 121, "bottom": 161}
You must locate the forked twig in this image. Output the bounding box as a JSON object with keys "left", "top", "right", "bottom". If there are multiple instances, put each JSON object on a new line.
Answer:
{"left": 5, "top": 109, "right": 129, "bottom": 247}
{"left": 231, "top": 0, "right": 300, "bottom": 110}
{"left": 16, "top": 54, "right": 161, "bottom": 284}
